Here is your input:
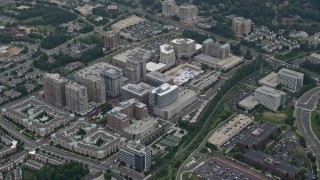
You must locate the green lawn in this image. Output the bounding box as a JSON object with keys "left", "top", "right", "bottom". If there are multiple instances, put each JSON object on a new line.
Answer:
{"left": 35, "top": 25, "right": 55, "bottom": 33}
{"left": 311, "top": 111, "right": 320, "bottom": 141}
{"left": 19, "top": 16, "right": 43, "bottom": 24}
{"left": 182, "top": 172, "right": 201, "bottom": 180}
{"left": 255, "top": 111, "right": 287, "bottom": 124}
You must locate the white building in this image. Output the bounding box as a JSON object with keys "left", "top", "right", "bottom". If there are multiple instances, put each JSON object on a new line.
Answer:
{"left": 177, "top": 4, "right": 198, "bottom": 21}
{"left": 278, "top": 68, "right": 304, "bottom": 92}
{"left": 162, "top": 0, "right": 177, "bottom": 17}
{"left": 160, "top": 44, "right": 176, "bottom": 67}
{"left": 308, "top": 53, "right": 320, "bottom": 64}
{"left": 171, "top": 38, "right": 197, "bottom": 58}
{"left": 255, "top": 86, "right": 286, "bottom": 111}
{"left": 151, "top": 83, "right": 179, "bottom": 108}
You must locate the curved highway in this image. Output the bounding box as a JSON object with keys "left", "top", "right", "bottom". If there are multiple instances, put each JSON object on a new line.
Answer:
{"left": 295, "top": 86, "right": 320, "bottom": 169}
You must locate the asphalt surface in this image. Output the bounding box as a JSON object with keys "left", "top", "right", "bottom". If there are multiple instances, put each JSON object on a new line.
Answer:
{"left": 295, "top": 86, "right": 320, "bottom": 170}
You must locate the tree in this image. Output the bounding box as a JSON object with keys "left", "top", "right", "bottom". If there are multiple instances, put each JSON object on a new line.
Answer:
{"left": 244, "top": 50, "right": 253, "bottom": 60}
{"left": 171, "top": 15, "right": 180, "bottom": 21}
{"left": 201, "top": 63, "right": 209, "bottom": 71}
{"left": 15, "top": 84, "right": 28, "bottom": 96}
{"left": 101, "top": 103, "right": 112, "bottom": 114}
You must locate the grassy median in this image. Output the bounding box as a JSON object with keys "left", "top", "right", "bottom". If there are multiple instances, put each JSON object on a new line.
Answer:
{"left": 311, "top": 111, "right": 320, "bottom": 141}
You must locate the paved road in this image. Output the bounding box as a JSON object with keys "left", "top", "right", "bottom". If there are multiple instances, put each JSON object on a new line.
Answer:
{"left": 295, "top": 86, "right": 320, "bottom": 170}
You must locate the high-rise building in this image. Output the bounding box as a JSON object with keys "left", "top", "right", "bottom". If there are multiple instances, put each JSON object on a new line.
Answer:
{"left": 100, "top": 67, "right": 123, "bottom": 98}
{"left": 159, "top": 44, "right": 176, "bottom": 67}
{"left": 125, "top": 54, "right": 147, "bottom": 83}
{"left": 171, "top": 38, "right": 196, "bottom": 58}
{"left": 65, "top": 82, "right": 89, "bottom": 115}
{"left": 43, "top": 73, "right": 66, "bottom": 107}
{"left": 74, "top": 63, "right": 120, "bottom": 104}
{"left": 104, "top": 30, "right": 120, "bottom": 49}
{"left": 232, "top": 17, "right": 252, "bottom": 37}
{"left": 255, "top": 86, "right": 286, "bottom": 111}
{"left": 202, "top": 38, "right": 230, "bottom": 60}
{"left": 118, "top": 142, "right": 152, "bottom": 172}
{"left": 162, "top": 0, "right": 177, "bottom": 17}
{"left": 278, "top": 68, "right": 304, "bottom": 92}
{"left": 177, "top": 4, "right": 198, "bottom": 21}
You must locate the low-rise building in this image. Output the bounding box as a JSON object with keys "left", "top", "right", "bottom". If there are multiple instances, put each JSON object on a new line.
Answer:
{"left": 278, "top": 68, "right": 304, "bottom": 92}
{"left": 1, "top": 96, "right": 74, "bottom": 136}
{"left": 51, "top": 120, "right": 125, "bottom": 159}
{"left": 194, "top": 54, "right": 244, "bottom": 71}
{"left": 258, "top": 72, "right": 279, "bottom": 88}
{"left": 208, "top": 114, "right": 253, "bottom": 147}
{"left": 187, "top": 71, "right": 221, "bottom": 92}
{"left": 255, "top": 86, "right": 286, "bottom": 111}
{"left": 238, "top": 124, "right": 278, "bottom": 149}
{"left": 243, "top": 151, "right": 301, "bottom": 179}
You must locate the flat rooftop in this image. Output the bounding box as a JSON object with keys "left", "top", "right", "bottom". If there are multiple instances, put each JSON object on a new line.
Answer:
{"left": 113, "top": 47, "right": 153, "bottom": 65}
{"left": 258, "top": 72, "right": 279, "bottom": 88}
{"left": 239, "top": 94, "right": 260, "bottom": 109}
{"left": 278, "top": 68, "right": 304, "bottom": 79}
{"left": 208, "top": 114, "right": 253, "bottom": 147}
{"left": 238, "top": 124, "right": 278, "bottom": 147}
{"left": 122, "top": 83, "right": 150, "bottom": 96}
{"left": 146, "top": 62, "right": 166, "bottom": 72}
{"left": 256, "top": 86, "right": 286, "bottom": 97}
{"left": 165, "top": 63, "right": 203, "bottom": 86}
{"left": 243, "top": 151, "right": 301, "bottom": 175}
{"left": 146, "top": 71, "right": 172, "bottom": 82}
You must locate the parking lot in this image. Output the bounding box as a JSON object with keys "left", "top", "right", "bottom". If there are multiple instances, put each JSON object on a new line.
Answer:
{"left": 271, "top": 130, "right": 307, "bottom": 168}
{"left": 193, "top": 157, "right": 267, "bottom": 180}
{"left": 228, "top": 87, "right": 254, "bottom": 110}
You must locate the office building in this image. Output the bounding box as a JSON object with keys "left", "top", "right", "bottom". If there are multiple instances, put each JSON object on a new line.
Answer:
{"left": 278, "top": 68, "right": 304, "bottom": 92}
{"left": 145, "top": 71, "right": 172, "bottom": 87}
{"left": 151, "top": 83, "right": 179, "bottom": 108}
{"left": 232, "top": 17, "right": 252, "bottom": 37}
{"left": 118, "top": 142, "right": 152, "bottom": 172}
{"left": 43, "top": 73, "right": 66, "bottom": 107}
{"left": 113, "top": 47, "right": 153, "bottom": 68}
{"left": 104, "top": 30, "right": 120, "bottom": 49}
{"left": 202, "top": 38, "right": 230, "bottom": 60}
{"left": 107, "top": 99, "right": 148, "bottom": 131}
{"left": 194, "top": 54, "right": 244, "bottom": 71}
{"left": 121, "top": 82, "right": 156, "bottom": 110}
{"left": 162, "top": 0, "right": 177, "bottom": 17}
{"left": 100, "top": 67, "right": 123, "bottom": 98}
{"left": 243, "top": 151, "right": 301, "bottom": 179}
{"left": 123, "top": 117, "right": 159, "bottom": 140}
{"left": 171, "top": 38, "right": 197, "bottom": 58}
{"left": 177, "top": 4, "right": 198, "bottom": 21}
{"left": 258, "top": 72, "right": 279, "bottom": 88}
{"left": 159, "top": 44, "right": 176, "bottom": 67}
{"left": 125, "top": 55, "right": 147, "bottom": 83}
{"left": 65, "top": 82, "right": 89, "bottom": 115}
{"left": 74, "top": 63, "right": 119, "bottom": 104}
{"left": 238, "top": 124, "right": 278, "bottom": 149}
{"left": 153, "top": 88, "right": 196, "bottom": 119}
{"left": 255, "top": 86, "right": 286, "bottom": 111}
